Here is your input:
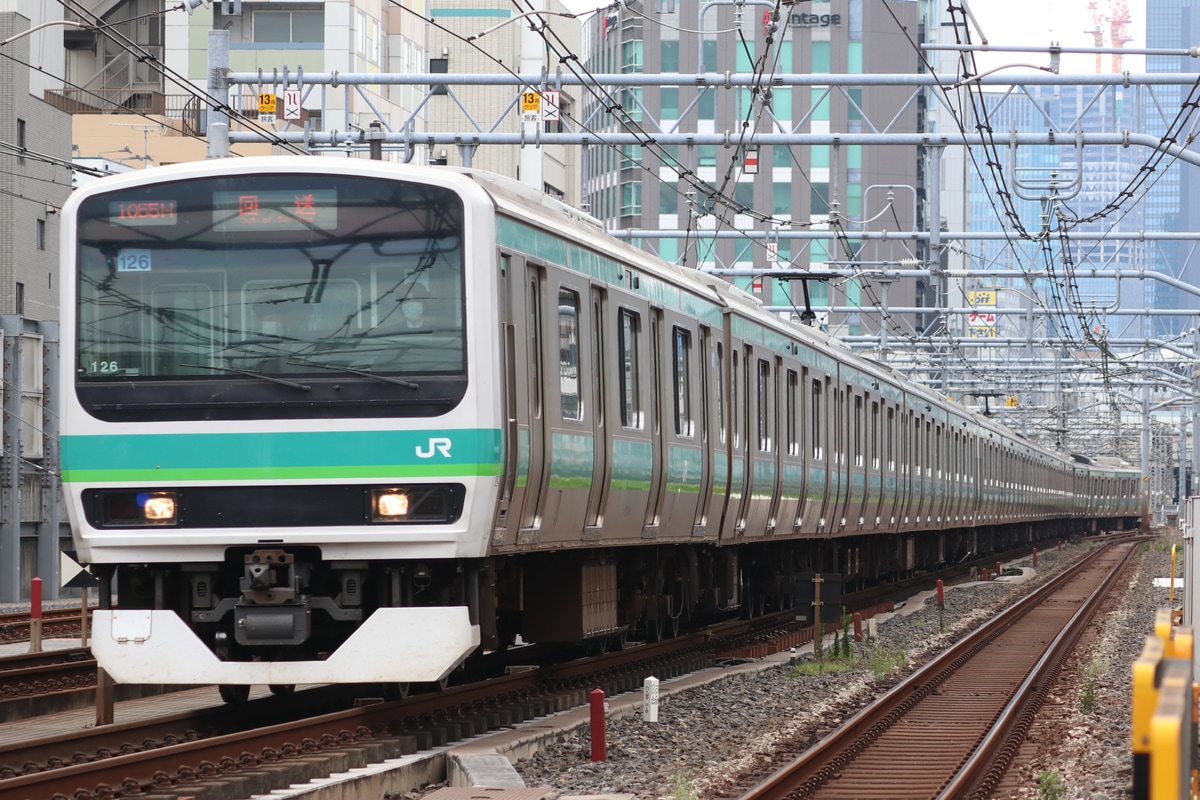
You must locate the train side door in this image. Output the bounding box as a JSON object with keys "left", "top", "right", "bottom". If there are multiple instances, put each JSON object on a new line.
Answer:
{"left": 605, "top": 297, "right": 656, "bottom": 542}
{"left": 658, "top": 318, "right": 704, "bottom": 540}
{"left": 915, "top": 416, "right": 930, "bottom": 525}
{"left": 776, "top": 365, "right": 803, "bottom": 535}
{"left": 879, "top": 404, "right": 898, "bottom": 528}
{"left": 741, "top": 351, "right": 778, "bottom": 539}
{"left": 495, "top": 255, "right": 550, "bottom": 545}
{"left": 538, "top": 281, "right": 593, "bottom": 544}
{"left": 717, "top": 342, "right": 750, "bottom": 540}
{"left": 584, "top": 286, "right": 611, "bottom": 536}
{"left": 643, "top": 308, "right": 666, "bottom": 536}
{"left": 825, "top": 382, "right": 849, "bottom": 531}
{"left": 703, "top": 334, "right": 729, "bottom": 538}
{"left": 691, "top": 325, "right": 715, "bottom": 538}
{"left": 803, "top": 372, "right": 831, "bottom": 535}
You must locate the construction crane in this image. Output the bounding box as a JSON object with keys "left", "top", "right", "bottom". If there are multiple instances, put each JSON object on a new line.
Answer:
{"left": 1084, "top": 0, "right": 1135, "bottom": 74}
{"left": 1110, "top": 0, "right": 1133, "bottom": 73}
{"left": 1086, "top": 0, "right": 1104, "bottom": 74}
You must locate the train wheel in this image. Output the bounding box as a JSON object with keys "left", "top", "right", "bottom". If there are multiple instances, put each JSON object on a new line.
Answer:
{"left": 268, "top": 684, "right": 295, "bottom": 697}
{"left": 219, "top": 684, "right": 251, "bottom": 704}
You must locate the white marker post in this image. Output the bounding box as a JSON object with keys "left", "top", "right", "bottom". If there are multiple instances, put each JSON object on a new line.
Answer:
{"left": 643, "top": 676, "right": 659, "bottom": 723}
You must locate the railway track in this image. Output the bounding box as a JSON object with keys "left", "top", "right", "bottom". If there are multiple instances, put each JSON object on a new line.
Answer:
{"left": 0, "top": 610, "right": 798, "bottom": 800}
{"left": 735, "top": 541, "right": 1136, "bottom": 800}
{"left": 0, "top": 538, "right": 1130, "bottom": 799}
{"left": 0, "top": 648, "right": 95, "bottom": 700}
{"left": 0, "top": 607, "right": 90, "bottom": 644}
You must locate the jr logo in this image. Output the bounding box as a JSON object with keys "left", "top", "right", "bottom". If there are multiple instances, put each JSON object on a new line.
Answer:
{"left": 416, "top": 437, "right": 453, "bottom": 458}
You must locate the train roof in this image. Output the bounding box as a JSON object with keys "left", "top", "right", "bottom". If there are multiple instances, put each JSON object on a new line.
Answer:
{"left": 461, "top": 167, "right": 1114, "bottom": 464}
{"left": 70, "top": 158, "right": 1125, "bottom": 472}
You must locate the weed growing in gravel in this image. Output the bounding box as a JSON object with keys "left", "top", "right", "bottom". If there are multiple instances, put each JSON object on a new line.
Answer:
{"left": 670, "top": 772, "right": 698, "bottom": 800}
{"left": 1080, "top": 655, "right": 1106, "bottom": 714}
{"left": 863, "top": 646, "right": 908, "bottom": 679}
{"left": 1038, "top": 770, "right": 1066, "bottom": 800}
{"left": 790, "top": 659, "right": 853, "bottom": 677}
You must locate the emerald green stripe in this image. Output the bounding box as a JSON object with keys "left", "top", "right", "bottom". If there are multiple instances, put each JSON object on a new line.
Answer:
{"left": 63, "top": 463, "right": 502, "bottom": 482}
{"left": 62, "top": 428, "right": 502, "bottom": 483}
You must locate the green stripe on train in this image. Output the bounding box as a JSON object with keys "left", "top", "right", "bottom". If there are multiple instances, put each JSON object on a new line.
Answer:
{"left": 61, "top": 429, "right": 503, "bottom": 483}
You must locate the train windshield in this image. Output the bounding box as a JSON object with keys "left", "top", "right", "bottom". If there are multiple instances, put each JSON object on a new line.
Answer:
{"left": 73, "top": 172, "right": 468, "bottom": 420}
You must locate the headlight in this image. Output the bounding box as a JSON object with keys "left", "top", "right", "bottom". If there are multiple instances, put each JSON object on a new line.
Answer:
{"left": 141, "top": 492, "right": 178, "bottom": 522}
{"left": 368, "top": 485, "right": 459, "bottom": 524}
{"left": 373, "top": 488, "right": 410, "bottom": 519}
{"left": 91, "top": 490, "right": 180, "bottom": 527}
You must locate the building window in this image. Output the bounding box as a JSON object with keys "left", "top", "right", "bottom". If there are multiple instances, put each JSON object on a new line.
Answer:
{"left": 15, "top": 283, "right": 23, "bottom": 316}
{"left": 253, "top": 8, "right": 323, "bottom": 43}
{"left": 660, "top": 183, "right": 678, "bottom": 215}
{"left": 354, "top": 9, "right": 382, "bottom": 65}
{"left": 36, "top": 219, "right": 45, "bottom": 251}
{"left": 16, "top": 120, "right": 24, "bottom": 164}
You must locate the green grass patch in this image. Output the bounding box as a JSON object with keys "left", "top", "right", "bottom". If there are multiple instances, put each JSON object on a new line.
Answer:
{"left": 1038, "top": 770, "right": 1066, "bottom": 800}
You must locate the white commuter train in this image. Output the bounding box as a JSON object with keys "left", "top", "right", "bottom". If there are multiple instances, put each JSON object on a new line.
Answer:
{"left": 59, "top": 157, "right": 1141, "bottom": 700}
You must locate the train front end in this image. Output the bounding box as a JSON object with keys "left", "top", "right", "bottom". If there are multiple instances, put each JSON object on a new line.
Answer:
{"left": 59, "top": 157, "right": 503, "bottom": 690}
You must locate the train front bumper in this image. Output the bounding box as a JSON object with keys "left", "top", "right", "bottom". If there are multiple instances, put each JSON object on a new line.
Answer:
{"left": 90, "top": 607, "right": 480, "bottom": 685}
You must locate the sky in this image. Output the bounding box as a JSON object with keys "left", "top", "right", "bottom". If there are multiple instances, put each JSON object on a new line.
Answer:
{"left": 556, "top": 0, "right": 1149, "bottom": 76}
{"left": 967, "top": 0, "right": 1147, "bottom": 75}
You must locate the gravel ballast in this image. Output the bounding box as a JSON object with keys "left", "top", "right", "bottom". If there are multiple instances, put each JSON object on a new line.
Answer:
{"left": 454, "top": 534, "right": 1177, "bottom": 800}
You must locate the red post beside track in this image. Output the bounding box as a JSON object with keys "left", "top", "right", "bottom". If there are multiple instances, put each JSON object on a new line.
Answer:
{"left": 30, "top": 577, "right": 41, "bottom": 619}
{"left": 982, "top": 568, "right": 989, "bottom": 581}
{"left": 1033, "top": 547, "right": 1038, "bottom": 567}
{"left": 996, "top": 561, "right": 1002, "bottom": 580}
{"left": 589, "top": 688, "right": 607, "bottom": 762}
{"left": 936, "top": 580, "right": 944, "bottom": 607}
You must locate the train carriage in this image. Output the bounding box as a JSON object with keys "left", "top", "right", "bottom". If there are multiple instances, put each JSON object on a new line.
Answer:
{"left": 59, "top": 157, "right": 1141, "bottom": 696}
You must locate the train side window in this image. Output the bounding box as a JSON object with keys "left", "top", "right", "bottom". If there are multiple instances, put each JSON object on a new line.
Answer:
{"left": 786, "top": 369, "right": 798, "bottom": 456}
{"left": 835, "top": 387, "right": 845, "bottom": 466}
{"left": 913, "top": 417, "right": 922, "bottom": 476}
{"left": 619, "top": 309, "right": 642, "bottom": 428}
{"left": 558, "top": 289, "right": 581, "bottom": 421}
{"left": 853, "top": 395, "right": 864, "bottom": 468}
{"left": 926, "top": 420, "right": 933, "bottom": 477}
{"left": 931, "top": 424, "right": 940, "bottom": 482}
{"left": 731, "top": 349, "right": 741, "bottom": 449}
{"left": 672, "top": 327, "right": 692, "bottom": 436}
{"left": 757, "top": 359, "right": 771, "bottom": 452}
{"left": 871, "top": 402, "right": 880, "bottom": 471}
{"left": 811, "top": 378, "right": 823, "bottom": 460}
{"left": 529, "top": 278, "right": 542, "bottom": 418}
{"left": 885, "top": 406, "right": 894, "bottom": 472}
{"left": 714, "top": 342, "right": 725, "bottom": 444}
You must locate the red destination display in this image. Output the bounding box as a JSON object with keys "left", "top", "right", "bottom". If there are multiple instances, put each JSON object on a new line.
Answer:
{"left": 212, "top": 189, "right": 338, "bottom": 232}
{"left": 110, "top": 199, "right": 178, "bottom": 226}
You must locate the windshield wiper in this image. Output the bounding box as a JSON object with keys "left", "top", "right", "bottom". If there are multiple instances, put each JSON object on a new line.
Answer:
{"left": 286, "top": 357, "right": 419, "bottom": 389}
{"left": 179, "top": 363, "right": 311, "bottom": 391}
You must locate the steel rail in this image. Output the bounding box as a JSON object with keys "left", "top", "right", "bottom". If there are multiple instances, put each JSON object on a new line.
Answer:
{"left": 735, "top": 542, "right": 1135, "bottom": 800}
